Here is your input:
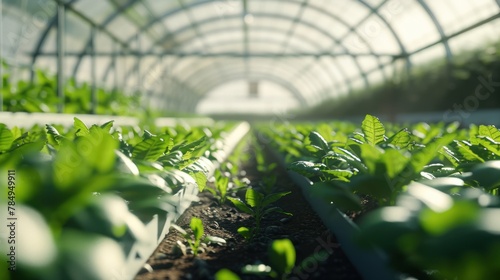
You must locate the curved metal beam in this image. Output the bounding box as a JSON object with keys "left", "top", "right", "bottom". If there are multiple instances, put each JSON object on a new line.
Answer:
{"left": 102, "top": 0, "right": 383, "bottom": 95}
{"left": 416, "top": 0, "right": 452, "bottom": 59}
{"left": 126, "top": 32, "right": 340, "bottom": 96}
{"left": 119, "top": 12, "right": 365, "bottom": 98}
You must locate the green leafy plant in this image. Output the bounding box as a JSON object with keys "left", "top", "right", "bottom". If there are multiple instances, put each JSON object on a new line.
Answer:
{"left": 171, "top": 217, "right": 226, "bottom": 257}
{"left": 228, "top": 188, "right": 291, "bottom": 238}
{"left": 204, "top": 169, "right": 231, "bottom": 204}
{"left": 357, "top": 173, "right": 500, "bottom": 280}
{"left": 242, "top": 238, "right": 296, "bottom": 278}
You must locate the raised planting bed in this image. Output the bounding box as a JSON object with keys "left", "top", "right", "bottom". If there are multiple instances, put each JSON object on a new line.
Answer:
{"left": 256, "top": 114, "right": 500, "bottom": 280}
{"left": 122, "top": 122, "right": 251, "bottom": 279}
{"left": 134, "top": 133, "right": 362, "bottom": 280}
{"left": 265, "top": 145, "right": 401, "bottom": 280}
{"left": 0, "top": 119, "right": 248, "bottom": 280}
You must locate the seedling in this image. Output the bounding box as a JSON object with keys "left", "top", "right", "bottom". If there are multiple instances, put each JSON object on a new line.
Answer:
{"left": 171, "top": 217, "right": 226, "bottom": 257}
{"left": 242, "top": 238, "right": 296, "bottom": 278}
{"left": 204, "top": 169, "right": 231, "bottom": 204}
{"left": 228, "top": 188, "right": 291, "bottom": 238}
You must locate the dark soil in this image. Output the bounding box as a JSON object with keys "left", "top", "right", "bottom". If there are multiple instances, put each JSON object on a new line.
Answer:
{"left": 135, "top": 143, "right": 362, "bottom": 280}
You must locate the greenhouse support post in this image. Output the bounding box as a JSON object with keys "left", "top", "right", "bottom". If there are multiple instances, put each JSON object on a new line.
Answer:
{"left": 56, "top": 2, "right": 65, "bottom": 113}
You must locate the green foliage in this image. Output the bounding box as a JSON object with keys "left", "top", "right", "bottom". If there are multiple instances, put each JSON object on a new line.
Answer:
{"left": 0, "top": 119, "right": 232, "bottom": 279}
{"left": 171, "top": 217, "right": 226, "bottom": 257}
{"left": 358, "top": 171, "right": 500, "bottom": 280}
{"left": 229, "top": 188, "right": 291, "bottom": 238}
{"left": 241, "top": 239, "right": 296, "bottom": 279}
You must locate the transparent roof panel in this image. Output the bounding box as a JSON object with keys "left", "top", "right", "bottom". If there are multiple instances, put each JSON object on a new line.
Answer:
{"left": 73, "top": 0, "right": 114, "bottom": 25}
{"left": 427, "top": 0, "right": 500, "bottom": 35}
{"left": 385, "top": 0, "right": 441, "bottom": 53}
{"left": 2, "top": 0, "right": 499, "bottom": 113}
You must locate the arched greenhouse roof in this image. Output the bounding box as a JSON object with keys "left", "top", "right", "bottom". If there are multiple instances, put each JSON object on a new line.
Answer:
{"left": 2, "top": 0, "right": 500, "bottom": 113}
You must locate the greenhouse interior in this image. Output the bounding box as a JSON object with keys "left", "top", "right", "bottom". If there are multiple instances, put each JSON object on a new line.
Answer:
{"left": 1, "top": 0, "right": 500, "bottom": 279}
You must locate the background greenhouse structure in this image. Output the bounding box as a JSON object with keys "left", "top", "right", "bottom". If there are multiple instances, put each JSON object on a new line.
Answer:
{"left": 1, "top": 0, "right": 499, "bottom": 118}
{"left": 3, "top": 1, "right": 500, "bottom": 280}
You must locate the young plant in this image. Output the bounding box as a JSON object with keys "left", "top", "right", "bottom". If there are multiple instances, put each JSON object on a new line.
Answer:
{"left": 171, "top": 217, "right": 226, "bottom": 257}
{"left": 215, "top": 239, "right": 296, "bottom": 279}
{"left": 204, "top": 169, "right": 231, "bottom": 204}
{"left": 228, "top": 188, "right": 291, "bottom": 238}
{"left": 242, "top": 238, "right": 296, "bottom": 278}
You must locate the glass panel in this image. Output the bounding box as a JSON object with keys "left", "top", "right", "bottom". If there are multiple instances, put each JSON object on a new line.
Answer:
{"left": 384, "top": 0, "right": 440, "bottom": 53}
{"left": 73, "top": 0, "right": 114, "bottom": 25}
{"left": 352, "top": 13, "right": 400, "bottom": 55}
{"left": 410, "top": 45, "right": 445, "bottom": 65}
{"left": 204, "top": 30, "right": 242, "bottom": 49}
{"left": 3, "top": 0, "right": 57, "bottom": 65}
{"left": 301, "top": 7, "right": 350, "bottom": 38}
{"left": 356, "top": 56, "right": 380, "bottom": 73}
{"left": 310, "top": 0, "right": 370, "bottom": 25}
{"left": 334, "top": 56, "right": 361, "bottom": 80}
{"left": 144, "top": 0, "right": 182, "bottom": 16}
{"left": 427, "top": 0, "right": 499, "bottom": 35}
{"left": 107, "top": 16, "right": 139, "bottom": 41}
{"left": 448, "top": 20, "right": 500, "bottom": 53}
{"left": 249, "top": 42, "right": 283, "bottom": 53}
{"left": 65, "top": 12, "right": 91, "bottom": 53}
{"left": 162, "top": 11, "right": 192, "bottom": 33}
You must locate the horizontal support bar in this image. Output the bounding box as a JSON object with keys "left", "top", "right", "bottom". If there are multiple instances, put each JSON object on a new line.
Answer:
{"left": 30, "top": 51, "right": 399, "bottom": 58}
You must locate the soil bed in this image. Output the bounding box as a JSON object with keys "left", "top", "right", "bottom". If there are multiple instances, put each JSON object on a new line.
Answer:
{"left": 135, "top": 144, "right": 362, "bottom": 280}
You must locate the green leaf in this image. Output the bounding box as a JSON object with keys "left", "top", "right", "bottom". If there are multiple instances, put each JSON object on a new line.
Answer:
{"left": 268, "top": 239, "right": 296, "bottom": 277}
{"left": 215, "top": 269, "right": 241, "bottom": 280}
{"left": 453, "top": 140, "right": 484, "bottom": 163}
{"left": 309, "top": 131, "right": 329, "bottom": 151}
{"left": 132, "top": 135, "right": 169, "bottom": 161}
{"left": 245, "top": 188, "right": 264, "bottom": 208}
{"left": 261, "top": 191, "right": 291, "bottom": 208}
{"left": 78, "top": 126, "right": 118, "bottom": 173}
{"left": 468, "top": 161, "right": 500, "bottom": 190}
{"left": 158, "top": 150, "right": 183, "bottom": 167}
{"left": 190, "top": 217, "right": 204, "bottom": 243}
{"left": 381, "top": 149, "right": 410, "bottom": 179}
{"left": 178, "top": 136, "right": 207, "bottom": 155}
{"left": 386, "top": 128, "right": 411, "bottom": 148}
{"left": 478, "top": 125, "right": 500, "bottom": 141}
{"left": 46, "top": 124, "right": 64, "bottom": 146}
{"left": 189, "top": 171, "right": 207, "bottom": 192}
{"left": 216, "top": 173, "right": 229, "bottom": 201}
{"left": 0, "top": 124, "right": 13, "bottom": 152}
{"left": 361, "top": 114, "right": 385, "bottom": 145}
{"left": 320, "top": 169, "right": 354, "bottom": 181}
{"left": 227, "top": 197, "right": 254, "bottom": 215}
{"left": 74, "top": 117, "right": 90, "bottom": 137}
{"left": 409, "top": 134, "right": 455, "bottom": 173}
{"left": 237, "top": 227, "right": 252, "bottom": 240}
{"left": 288, "top": 161, "right": 324, "bottom": 177}
{"left": 100, "top": 120, "right": 114, "bottom": 132}
{"left": 359, "top": 143, "right": 383, "bottom": 173}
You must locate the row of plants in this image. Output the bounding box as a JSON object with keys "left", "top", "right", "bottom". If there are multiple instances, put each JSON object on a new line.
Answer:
{"left": 162, "top": 134, "right": 301, "bottom": 279}
{"left": 296, "top": 41, "right": 500, "bottom": 119}
{"left": 1, "top": 61, "right": 148, "bottom": 117}
{"left": 0, "top": 117, "right": 240, "bottom": 280}
{"left": 258, "top": 115, "right": 500, "bottom": 279}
